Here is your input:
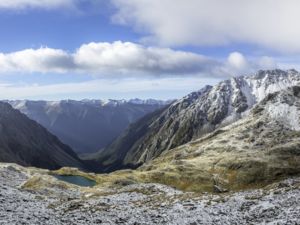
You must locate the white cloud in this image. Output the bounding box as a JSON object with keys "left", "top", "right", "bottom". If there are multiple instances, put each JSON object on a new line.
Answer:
{"left": 112, "top": 0, "right": 300, "bottom": 53}
{"left": 217, "top": 52, "right": 280, "bottom": 76}
{"left": 227, "top": 52, "right": 248, "bottom": 71}
{"left": 0, "top": 48, "right": 73, "bottom": 73}
{"left": 0, "top": 0, "right": 75, "bottom": 10}
{"left": 74, "top": 41, "right": 217, "bottom": 74}
{"left": 0, "top": 41, "right": 219, "bottom": 76}
{"left": 0, "top": 41, "right": 282, "bottom": 77}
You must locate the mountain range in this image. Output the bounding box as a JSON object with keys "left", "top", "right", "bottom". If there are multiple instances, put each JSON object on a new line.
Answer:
{"left": 1, "top": 75, "right": 299, "bottom": 224}
{"left": 0, "top": 68, "right": 299, "bottom": 185}
{"left": 132, "top": 85, "right": 300, "bottom": 191}
{"left": 7, "top": 99, "right": 171, "bottom": 154}
{"left": 97, "top": 69, "right": 300, "bottom": 172}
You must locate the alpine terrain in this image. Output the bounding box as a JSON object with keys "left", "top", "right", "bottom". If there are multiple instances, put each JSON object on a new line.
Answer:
{"left": 2, "top": 1, "right": 300, "bottom": 223}
{"left": 98, "top": 69, "right": 300, "bottom": 172}
{"left": 0, "top": 69, "right": 299, "bottom": 224}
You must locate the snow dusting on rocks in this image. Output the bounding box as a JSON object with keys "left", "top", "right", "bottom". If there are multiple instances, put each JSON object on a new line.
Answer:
{"left": 0, "top": 163, "right": 299, "bottom": 225}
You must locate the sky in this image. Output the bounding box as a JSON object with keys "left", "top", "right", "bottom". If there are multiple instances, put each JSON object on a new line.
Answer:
{"left": 0, "top": 0, "right": 300, "bottom": 100}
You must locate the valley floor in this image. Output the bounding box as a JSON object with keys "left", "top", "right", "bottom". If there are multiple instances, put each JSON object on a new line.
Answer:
{"left": 0, "top": 164, "right": 299, "bottom": 225}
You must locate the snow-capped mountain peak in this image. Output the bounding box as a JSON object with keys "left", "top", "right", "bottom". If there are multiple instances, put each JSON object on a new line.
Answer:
{"left": 98, "top": 69, "right": 300, "bottom": 168}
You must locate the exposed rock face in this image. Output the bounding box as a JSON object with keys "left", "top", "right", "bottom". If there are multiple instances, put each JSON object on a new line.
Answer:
{"left": 98, "top": 69, "right": 300, "bottom": 170}
{"left": 7, "top": 99, "right": 170, "bottom": 154}
{"left": 0, "top": 102, "right": 86, "bottom": 170}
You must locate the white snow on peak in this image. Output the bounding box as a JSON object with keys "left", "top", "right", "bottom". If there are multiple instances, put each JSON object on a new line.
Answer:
{"left": 166, "top": 69, "right": 300, "bottom": 132}
{"left": 267, "top": 103, "right": 300, "bottom": 131}
{"left": 243, "top": 70, "right": 300, "bottom": 104}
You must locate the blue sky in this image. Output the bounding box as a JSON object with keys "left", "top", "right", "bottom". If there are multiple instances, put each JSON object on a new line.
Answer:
{"left": 0, "top": 1, "right": 132, "bottom": 52}
{"left": 0, "top": 0, "right": 299, "bottom": 100}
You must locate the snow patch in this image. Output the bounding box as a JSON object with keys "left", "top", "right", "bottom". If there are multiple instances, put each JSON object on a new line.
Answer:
{"left": 267, "top": 103, "right": 300, "bottom": 131}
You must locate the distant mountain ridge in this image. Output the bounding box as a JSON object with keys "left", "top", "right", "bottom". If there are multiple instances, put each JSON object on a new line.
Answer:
{"left": 7, "top": 98, "right": 172, "bottom": 154}
{"left": 0, "top": 102, "right": 85, "bottom": 170}
{"left": 97, "top": 69, "right": 300, "bottom": 171}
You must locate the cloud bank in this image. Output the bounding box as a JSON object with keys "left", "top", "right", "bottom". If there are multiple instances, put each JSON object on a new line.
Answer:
{"left": 73, "top": 42, "right": 217, "bottom": 74}
{"left": 0, "top": 41, "right": 279, "bottom": 77}
{"left": 0, "top": 41, "right": 276, "bottom": 77}
{"left": 112, "top": 0, "right": 300, "bottom": 53}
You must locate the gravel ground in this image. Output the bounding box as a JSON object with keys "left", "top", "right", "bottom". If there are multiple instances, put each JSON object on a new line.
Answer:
{"left": 0, "top": 164, "right": 299, "bottom": 225}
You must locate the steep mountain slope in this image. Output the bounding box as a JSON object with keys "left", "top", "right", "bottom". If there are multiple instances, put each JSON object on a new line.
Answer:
{"left": 8, "top": 99, "right": 170, "bottom": 154}
{"left": 0, "top": 102, "right": 86, "bottom": 170}
{"left": 98, "top": 69, "right": 300, "bottom": 170}
{"left": 138, "top": 85, "right": 300, "bottom": 191}
{"left": 95, "top": 86, "right": 300, "bottom": 192}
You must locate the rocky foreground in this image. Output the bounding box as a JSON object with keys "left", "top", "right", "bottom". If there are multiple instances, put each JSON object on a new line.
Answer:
{"left": 0, "top": 164, "right": 299, "bottom": 225}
